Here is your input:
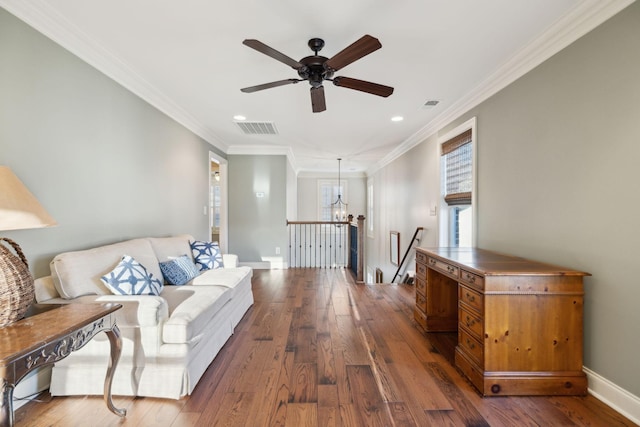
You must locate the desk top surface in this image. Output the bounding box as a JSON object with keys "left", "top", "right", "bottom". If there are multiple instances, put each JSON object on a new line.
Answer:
{"left": 0, "top": 303, "right": 121, "bottom": 364}
{"left": 418, "top": 247, "right": 590, "bottom": 277}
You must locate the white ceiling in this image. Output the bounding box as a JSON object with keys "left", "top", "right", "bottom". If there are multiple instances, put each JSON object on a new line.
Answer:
{"left": 1, "top": 0, "right": 632, "bottom": 174}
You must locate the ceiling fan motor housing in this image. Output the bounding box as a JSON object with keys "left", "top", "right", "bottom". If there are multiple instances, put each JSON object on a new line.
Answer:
{"left": 298, "top": 55, "right": 333, "bottom": 87}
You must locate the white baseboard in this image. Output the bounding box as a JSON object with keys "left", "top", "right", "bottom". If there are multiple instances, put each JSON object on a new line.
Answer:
{"left": 13, "top": 366, "right": 52, "bottom": 410}
{"left": 585, "top": 367, "right": 640, "bottom": 425}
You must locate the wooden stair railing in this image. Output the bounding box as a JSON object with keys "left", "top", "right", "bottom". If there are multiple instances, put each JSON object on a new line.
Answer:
{"left": 287, "top": 219, "right": 350, "bottom": 269}
{"left": 286, "top": 216, "right": 365, "bottom": 282}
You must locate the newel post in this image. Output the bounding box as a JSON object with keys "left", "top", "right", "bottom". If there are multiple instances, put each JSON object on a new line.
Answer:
{"left": 357, "top": 215, "right": 365, "bottom": 283}
{"left": 347, "top": 215, "right": 354, "bottom": 271}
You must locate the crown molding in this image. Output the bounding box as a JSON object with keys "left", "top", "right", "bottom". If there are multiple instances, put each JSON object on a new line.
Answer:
{"left": 0, "top": 0, "right": 228, "bottom": 152}
{"left": 3, "top": 0, "right": 634, "bottom": 174}
{"left": 366, "top": 0, "right": 635, "bottom": 177}
{"left": 226, "top": 144, "right": 299, "bottom": 172}
{"left": 297, "top": 171, "right": 366, "bottom": 179}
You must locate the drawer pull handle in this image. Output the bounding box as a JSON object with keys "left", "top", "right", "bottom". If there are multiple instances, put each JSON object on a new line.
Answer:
{"left": 466, "top": 338, "right": 475, "bottom": 349}
{"left": 465, "top": 316, "right": 475, "bottom": 327}
{"left": 466, "top": 292, "right": 475, "bottom": 302}
{"left": 447, "top": 266, "right": 455, "bottom": 273}
{"left": 466, "top": 274, "right": 475, "bottom": 283}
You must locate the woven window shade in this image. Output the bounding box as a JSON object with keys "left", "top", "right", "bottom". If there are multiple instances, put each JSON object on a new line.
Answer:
{"left": 442, "top": 129, "right": 472, "bottom": 206}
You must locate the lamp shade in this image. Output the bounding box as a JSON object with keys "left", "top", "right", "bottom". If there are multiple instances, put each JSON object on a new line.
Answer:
{"left": 0, "top": 166, "right": 57, "bottom": 231}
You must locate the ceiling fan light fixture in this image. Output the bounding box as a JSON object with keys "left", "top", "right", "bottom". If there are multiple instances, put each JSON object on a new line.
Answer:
{"left": 240, "top": 35, "right": 393, "bottom": 112}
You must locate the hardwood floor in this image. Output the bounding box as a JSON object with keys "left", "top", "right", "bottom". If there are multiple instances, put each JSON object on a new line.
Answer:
{"left": 15, "top": 268, "right": 635, "bottom": 426}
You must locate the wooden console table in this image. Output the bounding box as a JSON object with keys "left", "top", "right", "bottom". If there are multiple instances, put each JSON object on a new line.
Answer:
{"left": 0, "top": 303, "right": 126, "bottom": 426}
{"left": 414, "top": 247, "right": 590, "bottom": 396}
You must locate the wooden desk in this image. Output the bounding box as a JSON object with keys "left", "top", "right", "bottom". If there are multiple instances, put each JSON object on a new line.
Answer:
{"left": 0, "top": 303, "right": 126, "bottom": 426}
{"left": 414, "top": 247, "right": 590, "bottom": 396}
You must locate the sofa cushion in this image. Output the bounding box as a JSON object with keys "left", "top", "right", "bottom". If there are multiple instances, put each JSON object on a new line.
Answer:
{"left": 191, "top": 266, "right": 252, "bottom": 298}
{"left": 160, "top": 255, "right": 199, "bottom": 285}
{"left": 161, "top": 285, "right": 232, "bottom": 344}
{"left": 101, "top": 255, "right": 163, "bottom": 296}
{"left": 50, "top": 238, "right": 162, "bottom": 299}
{"left": 190, "top": 240, "right": 223, "bottom": 271}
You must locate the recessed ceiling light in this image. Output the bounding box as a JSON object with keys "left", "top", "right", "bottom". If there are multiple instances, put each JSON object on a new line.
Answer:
{"left": 391, "top": 116, "right": 404, "bottom": 122}
{"left": 233, "top": 115, "right": 246, "bottom": 121}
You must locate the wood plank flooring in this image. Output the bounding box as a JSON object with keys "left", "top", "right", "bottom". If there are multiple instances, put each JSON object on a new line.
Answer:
{"left": 15, "top": 268, "right": 635, "bottom": 426}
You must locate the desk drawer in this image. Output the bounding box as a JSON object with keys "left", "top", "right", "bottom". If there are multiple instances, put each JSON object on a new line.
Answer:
{"left": 416, "top": 262, "right": 428, "bottom": 279}
{"left": 416, "top": 291, "right": 427, "bottom": 312}
{"left": 428, "top": 257, "right": 459, "bottom": 278}
{"left": 459, "top": 284, "right": 483, "bottom": 313}
{"left": 415, "top": 277, "right": 426, "bottom": 296}
{"left": 416, "top": 250, "right": 428, "bottom": 265}
{"left": 459, "top": 327, "right": 484, "bottom": 365}
{"left": 459, "top": 304, "right": 483, "bottom": 340}
{"left": 460, "top": 269, "right": 484, "bottom": 290}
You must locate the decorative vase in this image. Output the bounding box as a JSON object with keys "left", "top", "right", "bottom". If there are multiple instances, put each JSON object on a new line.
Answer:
{"left": 0, "top": 237, "right": 35, "bottom": 327}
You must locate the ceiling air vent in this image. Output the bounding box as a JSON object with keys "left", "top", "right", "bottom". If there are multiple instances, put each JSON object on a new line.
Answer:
{"left": 235, "top": 121, "right": 278, "bottom": 135}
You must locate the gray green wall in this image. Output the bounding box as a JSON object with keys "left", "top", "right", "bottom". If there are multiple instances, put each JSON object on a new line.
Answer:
{"left": 1, "top": 8, "right": 223, "bottom": 278}
{"left": 368, "top": 2, "right": 640, "bottom": 396}
{"left": 227, "top": 155, "right": 287, "bottom": 263}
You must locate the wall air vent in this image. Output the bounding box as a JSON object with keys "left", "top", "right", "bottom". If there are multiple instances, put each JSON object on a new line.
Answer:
{"left": 235, "top": 121, "right": 278, "bottom": 135}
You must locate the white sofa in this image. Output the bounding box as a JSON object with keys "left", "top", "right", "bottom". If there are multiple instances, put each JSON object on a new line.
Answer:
{"left": 33, "top": 234, "right": 253, "bottom": 399}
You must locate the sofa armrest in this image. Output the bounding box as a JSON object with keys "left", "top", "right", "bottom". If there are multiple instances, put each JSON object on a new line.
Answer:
{"left": 223, "top": 254, "right": 238, "bottom": 268}
{"left": 93, "top": 295, "right": 169, "bottom": 327}
{"left": 37, "top": 294, "right": 169, "bottom": 328}
{"left": 34, "top": 276, "right": 60, "bottom": 303}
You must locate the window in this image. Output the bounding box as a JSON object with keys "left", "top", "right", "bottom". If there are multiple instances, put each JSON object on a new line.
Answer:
{"left": 318, "top": 179, "right": 348, "bottom": 221}
{"left": 439, "top": 118, "right": 476, "bottom": 247}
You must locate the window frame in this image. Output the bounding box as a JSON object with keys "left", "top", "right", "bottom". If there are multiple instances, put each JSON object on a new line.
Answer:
{"left": 367, "top": 178, "right": 374, "bottom": 238}
{"left": 438, "top": 117, "right": 477, "bottom": 247}
{"left": 317, "top": 178, "right": 348, "bottom": 222}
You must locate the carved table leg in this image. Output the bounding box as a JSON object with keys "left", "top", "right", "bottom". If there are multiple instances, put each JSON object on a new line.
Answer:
{"left": 0, "top": 379, "right": 15, "bottom": 427}
{"left": 104, "top": 325, "right": 126, "bottom": 417}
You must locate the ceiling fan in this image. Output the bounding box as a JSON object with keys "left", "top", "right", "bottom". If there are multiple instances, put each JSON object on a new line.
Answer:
{"left": 240, "top": 35, "right": 394, "bottom": 113}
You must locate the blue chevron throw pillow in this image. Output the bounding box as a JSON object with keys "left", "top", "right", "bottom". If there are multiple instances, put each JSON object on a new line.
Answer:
{"left": 101, "top": 255, "right": 163, "bottom": 296}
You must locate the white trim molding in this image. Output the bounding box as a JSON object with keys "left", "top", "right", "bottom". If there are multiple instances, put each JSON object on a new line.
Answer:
{"left": 585, "top": 367, "right": 640, "bottom": 425}
{"left": 0, "top": 0, "right": 228, "bottom": 152}
{"left": 366, "top": 0, "right": 635, "bottom": 177}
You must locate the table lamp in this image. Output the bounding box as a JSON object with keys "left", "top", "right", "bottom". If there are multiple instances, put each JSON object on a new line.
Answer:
{"left": 0, "top": 166, "right": 57, "bottom": 327}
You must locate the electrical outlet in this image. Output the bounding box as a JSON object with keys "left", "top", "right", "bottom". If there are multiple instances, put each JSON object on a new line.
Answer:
{"left": 275, "top": 247, "right": 280, "bottom": 255}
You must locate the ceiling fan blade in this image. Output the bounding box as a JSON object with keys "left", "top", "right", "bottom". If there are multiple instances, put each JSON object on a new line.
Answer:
{"left": 333, "top": 76, "right": 394, "bottom": 97}
{"left": 310, "top": 86, "right": 326, "bottom": 113}
{"left": 242, "top": 39, "right": 304, "bottom": 69}
{"left": 241, "top": 79, "right": 301, "bottom": 93}
{"left": 324, "top": 35, "right": 382, "bottom": 72}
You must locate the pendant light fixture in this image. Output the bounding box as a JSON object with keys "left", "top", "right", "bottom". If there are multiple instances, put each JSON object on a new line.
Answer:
{"left": 331, "top": 158, "right": 348, "bottom": 222}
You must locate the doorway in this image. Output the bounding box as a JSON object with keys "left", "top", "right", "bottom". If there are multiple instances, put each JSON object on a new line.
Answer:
{"left": 210, "top": 152, "right": 228, "bottom": 253}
